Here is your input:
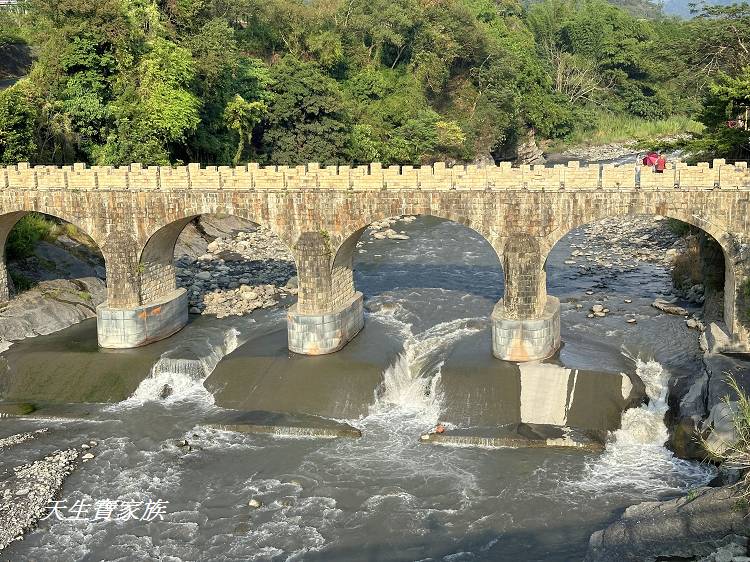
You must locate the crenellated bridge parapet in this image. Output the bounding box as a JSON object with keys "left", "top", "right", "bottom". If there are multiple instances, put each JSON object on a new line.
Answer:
{"left": 2, "top": 159, "right": 750, "bottom": 192}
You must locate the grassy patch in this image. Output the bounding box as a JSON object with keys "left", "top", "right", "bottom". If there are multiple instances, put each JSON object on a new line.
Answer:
{"left": 49, "top": 221, "right": 98, "bottom": 249}
{"left": 38, "top": 257, "right": 57, "bottom": 272}
{"left": 0, "top": 402, "right": 37, "bottom": 415}
{"left": 552, "top": 110, "right": 704, "bottom": 151}
{"left": 17, "top": 402, "right": 36, "bottom": 415}
{"left": 6, "top": 213, "right": 54, "bottom": 260}
{"left": 40, "top": 287, "right": 60, "bottom": 299}
{"left": 76, "top": 290, "right": 92, "bottom": 302}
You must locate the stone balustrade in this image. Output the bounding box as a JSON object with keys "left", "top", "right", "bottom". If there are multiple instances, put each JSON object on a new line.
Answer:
{"left": 1, "top": 160, "right": 749, "bottom": 191}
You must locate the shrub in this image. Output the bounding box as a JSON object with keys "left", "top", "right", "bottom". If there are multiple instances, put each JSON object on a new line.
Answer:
{"left": 17, "top": 402, "right": 36, "bottom": 415}
{"left": 9, "top": 269, "right": 33, "bottom": 292}
{"left": 6, "top": 213, "right": 53, "bottom": 260}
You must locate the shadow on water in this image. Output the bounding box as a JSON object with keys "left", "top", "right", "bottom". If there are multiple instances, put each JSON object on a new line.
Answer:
{"left": 301, "top": 521, "right": 612, "bottom": 562}
{"left": 356, "top": 262, "right": 503, "bottom": 300}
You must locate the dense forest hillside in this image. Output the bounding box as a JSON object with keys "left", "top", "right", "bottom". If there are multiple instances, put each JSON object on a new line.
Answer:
{"left": 0, "top": 0, "right": 747, "bottom": 167}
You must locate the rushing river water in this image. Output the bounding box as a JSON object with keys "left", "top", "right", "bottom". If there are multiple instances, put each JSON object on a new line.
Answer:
{"left": 0, "top": 216, "right": 716, "bottom": 561}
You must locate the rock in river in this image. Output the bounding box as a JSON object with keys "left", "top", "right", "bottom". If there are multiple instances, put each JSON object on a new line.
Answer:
{"left": 651, "top": 298, "right": 688, "bottom": 316}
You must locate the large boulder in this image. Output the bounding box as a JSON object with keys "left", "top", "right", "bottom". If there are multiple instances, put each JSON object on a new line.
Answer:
{"left": 515, "top": 128, "right": 546, "bottom": 165}
{"left": 586, "top": 486, "right": 750, "bottom": 561}
{"left": 0, "top": 277, "right": 106, "bottom": 342}
{"left": 703, "top": 401, "right": 739, "bottom": 456}
{"left": 652, "top": 298, "right": 689, "bottom": 316}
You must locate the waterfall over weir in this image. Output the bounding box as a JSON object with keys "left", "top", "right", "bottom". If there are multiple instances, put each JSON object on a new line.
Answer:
{"left": 574, "top": 357, "right": 715, "bottom": 496}
{"left": 370, "top": 311, "right": 485, "bottom": 422}
{"left": 124, "top": 327, "right": 242, "bottom": 405}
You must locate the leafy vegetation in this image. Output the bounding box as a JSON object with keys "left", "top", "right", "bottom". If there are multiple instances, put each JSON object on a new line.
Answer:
{"left": 551, "top": 111, "right": 703, "bottom": 149}
{"left": 9, "top": 270, "right": 33, "bottom": 292}
{"left": 6, "top": 213, "right": 54, "bottom": 260}
{"left": 0, "top": 0, "right": 747, "bottom": 166}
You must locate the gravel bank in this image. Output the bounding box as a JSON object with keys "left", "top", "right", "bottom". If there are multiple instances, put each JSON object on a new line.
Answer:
{"left": 0, "top": 428, "right": 48, "bottom": 451}
{"left": 176, "top": 224, "right": 297, "bottom": 318}
{"left": 0, "top": 448, "right": 79, "bottom": 551}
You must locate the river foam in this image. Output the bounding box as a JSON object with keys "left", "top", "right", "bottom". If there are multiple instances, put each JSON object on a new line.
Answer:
{"left": 123, "top": 327, "right": 242, "bottom": 405}
{"left": 574, "top": 357, "right": 715, "bottom": 496}
{"left": 371, "top": 311, "right": 484, "bottom": 422}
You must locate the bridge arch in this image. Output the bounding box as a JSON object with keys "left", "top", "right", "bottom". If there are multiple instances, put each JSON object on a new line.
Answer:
{"left": 137, "top": 212, "right": 297, "bottom": 306}
{"left": 541, "top": 208, "right": 734, "bottom": 260}
{"left": 540, "top": 210, "right": 743, "bottom": 345}
{"left": 0, "top": 209, "right": 107, "bottom": 302}
{"left": 331, "top": 213, "right": 503, "bottom": 307}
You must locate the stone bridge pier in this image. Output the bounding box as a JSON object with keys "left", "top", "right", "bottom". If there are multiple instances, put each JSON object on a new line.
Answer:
{"left": 286, "top": 231, "right": 364, "bottom": 355}
{"left": 724, "top": 239, "right": 750, "bottom": 350}
{"left": 96, "top": 223, "right": 189, "bottom": 349}
{"left": 491, "top": 236, "right": 561, "bottom": 362}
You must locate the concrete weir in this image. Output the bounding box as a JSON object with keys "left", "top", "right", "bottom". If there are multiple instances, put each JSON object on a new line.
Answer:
{"left": 492, "top": 296, "right": 561, "bottom": 362}
{"left": 287, "top": 291, "right": 365, "bottom": 355}
{"left": 97, "top": 288, "right": 188, "bottom": 348}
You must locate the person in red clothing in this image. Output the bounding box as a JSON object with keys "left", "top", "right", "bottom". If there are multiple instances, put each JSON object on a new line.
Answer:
{"left": 655, "top": 154, "right": 667, "bottom": 173}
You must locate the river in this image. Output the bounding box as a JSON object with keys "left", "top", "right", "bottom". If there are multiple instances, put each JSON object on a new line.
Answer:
{"left": 0, "top": 215, "right": 715, "bottom": 561}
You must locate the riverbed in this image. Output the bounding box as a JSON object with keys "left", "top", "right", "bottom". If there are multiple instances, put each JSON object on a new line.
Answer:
{"left": 0, "top": 216, "right": 715, "bottom": 560}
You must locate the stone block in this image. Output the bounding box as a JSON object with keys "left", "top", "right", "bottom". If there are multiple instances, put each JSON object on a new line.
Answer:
{"left": 97, "top": 288, "right": 188, "bottom": 349}
{"left": 492, "top": 296, "right": 561, "bottom": 362}
{"left": 287, "top": 292, "right": 364, "bottom": 355}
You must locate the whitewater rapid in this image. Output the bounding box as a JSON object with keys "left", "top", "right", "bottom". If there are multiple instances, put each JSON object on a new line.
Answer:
{"left": 575, "top": 357, "right": 715, "bottom": 496}
{"left": 2, "top": 216, "right": 722, "bottom": 561}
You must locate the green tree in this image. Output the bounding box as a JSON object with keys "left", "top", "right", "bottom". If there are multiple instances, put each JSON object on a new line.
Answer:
{"left": 99, "top": 38, "right": 201, "bottom": 164}
{"left": 0, "top": 0, "right": 739, "bottom": 169}
{"left": 691, "top": 67, "right": 750, "bottom": 159}
{"left": 689, "top": 2, "right": 750, "bottom": 78}
{"left": 0, "top": 81, "right": 39, "bottom": 164}
{"left": 260, "top": 57, "right": 350, "bottom": 164}
{"left": 223, "top": 95, "right": 267, "bottom": 164}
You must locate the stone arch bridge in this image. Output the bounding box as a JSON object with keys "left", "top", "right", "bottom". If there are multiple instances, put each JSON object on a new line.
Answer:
{"left": 1, "top": 159, "right": 749, "bottom": 361}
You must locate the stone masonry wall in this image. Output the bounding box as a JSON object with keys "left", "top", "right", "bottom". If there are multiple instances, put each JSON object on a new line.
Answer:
{"left": 293, "top": 232, "right": 333, "bottom": 315}
{"left": 140, "top": 261, "right": 176, "bottom": 304}
{"left": 0, "top": 160, "right": 749, "bottom": 347}
{"left": 501, "top": 236, "right": 548, "bottom": 319}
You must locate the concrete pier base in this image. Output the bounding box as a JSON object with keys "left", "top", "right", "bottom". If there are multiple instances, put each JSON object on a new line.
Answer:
{"left": 97, "top": 288, "right": 188, "bottom": 348}
{"left": 492, "top": 296, "right": 561, "bottom": 362}
{"left": 288, "top": 292, "right": 365, "bottom": 355}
